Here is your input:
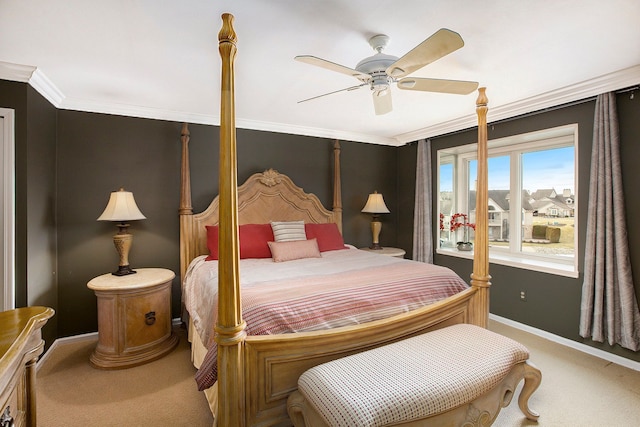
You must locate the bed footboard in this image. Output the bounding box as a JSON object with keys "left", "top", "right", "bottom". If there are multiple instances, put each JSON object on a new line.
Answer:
{"left": 242, "top": 287, "right": 477, "bottom": 426}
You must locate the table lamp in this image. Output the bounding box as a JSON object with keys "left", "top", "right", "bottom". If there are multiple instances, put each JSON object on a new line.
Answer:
{"left": 361, "top": 191, "right": 390, "bottom": 249}
{"left": 97, "top": 188, "right": 146, "bottom": 276}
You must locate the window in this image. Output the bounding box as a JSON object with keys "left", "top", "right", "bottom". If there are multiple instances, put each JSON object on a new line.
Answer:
{"left": 437, "top": 124, "right": 578, "bottom": 277}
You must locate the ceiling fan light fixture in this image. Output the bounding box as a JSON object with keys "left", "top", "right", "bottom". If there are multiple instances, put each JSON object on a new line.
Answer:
{"left": 355, "top": 53, "right": 398, "bottom": 74}
{"left": 370, "top": 74, "right": 391, "bottom": 92}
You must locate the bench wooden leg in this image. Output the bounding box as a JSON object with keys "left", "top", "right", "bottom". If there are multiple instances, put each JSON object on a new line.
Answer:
{"left": 288, "top": 390, "right": 328, "bottom": 427}
{"left": 518, "top": 360, "right": 542, "bottom": 421}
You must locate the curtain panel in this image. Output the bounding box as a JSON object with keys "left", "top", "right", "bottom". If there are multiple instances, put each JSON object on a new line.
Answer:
{"left": 413, "top": 139, "right": 433, "bottom": 263}
{"left": 579, "top": 92, "right": 640, "bottom": 351}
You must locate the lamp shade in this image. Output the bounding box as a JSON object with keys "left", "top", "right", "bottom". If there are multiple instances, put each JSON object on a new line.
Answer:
{"left": 361, "top": 191, "right": 390, "bottom": 214}
{"left": 97, "top": 188, "right": 146, "bottom": 222}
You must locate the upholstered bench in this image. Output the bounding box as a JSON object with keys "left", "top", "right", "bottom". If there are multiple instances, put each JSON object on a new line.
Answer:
{"left": 287, "top": 324, "right": 541, "bottom": 426}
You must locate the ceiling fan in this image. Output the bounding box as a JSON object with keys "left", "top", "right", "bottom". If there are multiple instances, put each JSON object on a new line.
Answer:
{"left": 294, "top": 29, "right": 479, "bottom": 115}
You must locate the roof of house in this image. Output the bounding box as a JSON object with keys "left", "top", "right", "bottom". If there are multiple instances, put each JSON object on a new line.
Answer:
{"left": 468, "top": 190, "right": 533, "bottom": 212}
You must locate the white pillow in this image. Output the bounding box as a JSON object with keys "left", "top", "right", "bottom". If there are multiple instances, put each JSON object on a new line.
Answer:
{"left": 271, "top": 220, "right": 306, "bottom": 242}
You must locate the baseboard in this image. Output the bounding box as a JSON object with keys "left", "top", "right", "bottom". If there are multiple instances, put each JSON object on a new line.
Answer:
{"left": 490, "top": 313, "right": 640, "bottom": 372}
{"left": 43, "top": 315, "right": 639, "bottom": 373}
{"left": 37, "top": 317, "right": 184, "bottom": 371}
{"left": 37, "top": 331, "right": 98, "bottom": 371}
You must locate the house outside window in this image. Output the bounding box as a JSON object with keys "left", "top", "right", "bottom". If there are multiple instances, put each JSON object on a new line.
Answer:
{"left": 437, "top": 124, "right": 578, "bottom": 277}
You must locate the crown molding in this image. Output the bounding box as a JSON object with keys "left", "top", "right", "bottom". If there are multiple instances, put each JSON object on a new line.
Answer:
{"left": 234, "top": 118, "right": 401, "bottom": 146}
{"left": 60, "top": 96, "right": 217, "bottom": 126}
{"left": 0, "top": 61, "right": 65, "bottom": 107}
{"left": 60, "top": 97, "right": 399, "bottom": 145}
{"left": 29, "top": 68, "right": 65, "bottom": 107}
{"left": 0, "top": 61, "right": 36, "bottom": 83}
{"left": 3, "top": 61, "right": 638, "bottom": 146}
{"left": 397, "top": 64, "right": 640, "bottom": 144}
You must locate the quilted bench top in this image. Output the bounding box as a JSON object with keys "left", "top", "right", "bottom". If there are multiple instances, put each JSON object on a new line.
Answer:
{"left": 297, "top": 323, "right": 530, "bottom": 427}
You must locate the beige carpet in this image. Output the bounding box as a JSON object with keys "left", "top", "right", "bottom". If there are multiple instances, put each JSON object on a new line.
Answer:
{"left": 491, "top": 320, "right": 640, "bottom": 427}
{"left": 36, "top": 321, "right": 640, "bottom": 426}
{"left": 36, "top": 325, "right": 214, "bottom": 427}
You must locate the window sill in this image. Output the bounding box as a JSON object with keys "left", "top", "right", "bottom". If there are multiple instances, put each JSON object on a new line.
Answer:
{"left": 436, "top": 247, "right": 579, "bottom": 278}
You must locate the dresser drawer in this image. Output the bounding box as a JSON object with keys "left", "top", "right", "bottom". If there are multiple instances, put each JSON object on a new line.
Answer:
{"left": 2, "top": 370, "right": 25, "bottom": 427}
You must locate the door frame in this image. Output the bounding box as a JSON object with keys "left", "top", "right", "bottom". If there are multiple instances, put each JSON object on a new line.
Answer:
{"left": 1, "top": 107, "right": 15, "bottom": 310}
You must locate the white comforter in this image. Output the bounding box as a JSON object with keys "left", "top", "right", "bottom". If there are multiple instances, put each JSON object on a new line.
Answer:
{"left": 183, "top": 247, "right": 403, "bottom": 344}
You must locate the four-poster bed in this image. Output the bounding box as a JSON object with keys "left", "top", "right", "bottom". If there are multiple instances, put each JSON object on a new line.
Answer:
{"left": 180, "top": 14, "right": 491, "bottom": 427}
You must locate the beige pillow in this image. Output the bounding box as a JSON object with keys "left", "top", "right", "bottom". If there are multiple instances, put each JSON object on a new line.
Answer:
{"left": 271, "top": 220, "right": 306, "bottom": 242}
{"left": 268, "top": 238, "right": 321, "bottom": 262}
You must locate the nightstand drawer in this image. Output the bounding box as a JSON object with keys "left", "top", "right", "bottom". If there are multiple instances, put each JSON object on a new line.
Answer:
{"left": 121, "top": 283, "right": 172, "bottom": 353}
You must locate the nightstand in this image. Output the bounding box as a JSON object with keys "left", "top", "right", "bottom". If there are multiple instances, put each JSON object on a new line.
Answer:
{"left": 359, "top": 247, "right": 406, "bottom": 258}
{"left": 87, "top": 268, "right": 179, "bottom": 369}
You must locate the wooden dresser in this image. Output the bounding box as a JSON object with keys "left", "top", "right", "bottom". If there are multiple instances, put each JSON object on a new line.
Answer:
{"left": 0, "top": 306, "right": 54, "bottom": 427}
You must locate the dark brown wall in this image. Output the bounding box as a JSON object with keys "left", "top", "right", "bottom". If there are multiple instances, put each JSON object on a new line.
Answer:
{"left": 56, "top": 113, "right": 183, "bottom": 335}
{"left": 397, "top": 91, "right": 640, "bottom": 363}
{"left": 0, "top": 80, "right": 29, "bottom": 308}
{"left": 3, "top": 78, "right": 639, "bottom": 366}
{"left": 0, "top": 80, "right": 58, "bottom": 345}
{"left": 1, "top": 80, "right": 400, "bottom": 339}
{"left": 25, "top": 85, "right": 58, "bottom": 344}
{"left": 55, "top": 114, "right": 398, "bottom": 337}
{"left": 186, "top": 124, "right": 399, "bottom": 247}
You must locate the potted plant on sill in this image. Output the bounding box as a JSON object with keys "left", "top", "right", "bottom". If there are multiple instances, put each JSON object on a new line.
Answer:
{"left": 448, "top": 213, "right": 476, "bottom": 251}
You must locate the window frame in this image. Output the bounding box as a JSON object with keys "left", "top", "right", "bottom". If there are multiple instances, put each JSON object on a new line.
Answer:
{"left": 436, "top": 124, "right": 579, "bottom": 278}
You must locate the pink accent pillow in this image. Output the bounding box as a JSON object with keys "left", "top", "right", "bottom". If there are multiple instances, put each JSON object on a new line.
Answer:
{"left": 205, "top": 224, "right": 275, "bottom": 261}
{"left": 268, "top": 238, "right": 322, "bottom": 262}
{"left": 304, "top": 223, "right": 347, "bottom": 252}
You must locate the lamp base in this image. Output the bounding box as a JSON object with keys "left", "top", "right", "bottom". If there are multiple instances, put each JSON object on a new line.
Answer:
{"left": 112, "top": 265, "right": 137, "bottom": 276}
{"left": 369, "top": 219, "right": 384, "bottom": 251}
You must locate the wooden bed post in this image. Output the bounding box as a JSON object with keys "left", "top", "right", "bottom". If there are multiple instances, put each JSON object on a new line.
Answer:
{"left": 333, "top": 140, "right": 343, "bottom": 234}
{"left": 179, "top": 123, "right": 193, "bottom": 283}
{"left": 216, "top": 13, "right": 247, "bottom": 427}
{"left": 470, "top": 87, "right": 491, "bottom": 327}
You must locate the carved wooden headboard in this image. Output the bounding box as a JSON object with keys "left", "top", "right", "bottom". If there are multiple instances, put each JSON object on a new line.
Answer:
{"left": 179, "top": 125, "right": 343, "bottom": 281}
{"left": 192, "top": 168, "right": 338, "bottom": 256}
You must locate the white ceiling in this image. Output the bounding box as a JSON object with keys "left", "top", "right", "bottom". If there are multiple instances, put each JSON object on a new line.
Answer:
{"left": 1, "top": 1, "right": 639, "bottom": 146}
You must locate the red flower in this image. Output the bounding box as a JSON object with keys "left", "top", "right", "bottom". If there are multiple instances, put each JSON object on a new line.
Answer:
{"left": 446, "top": 213, "right": 475, "bottom": 232}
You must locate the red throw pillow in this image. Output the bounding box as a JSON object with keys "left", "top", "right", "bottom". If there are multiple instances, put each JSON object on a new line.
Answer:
{"left": 205, "top": 224, "right": 275, "bottom": 260}
{"left": 304, "top": 223, "right": 347, "bottom": 252}
{"left": 205, "top": 225, "right": 220, "bottom": 260}
{"left": 239, "top": 224, "right": 275, "bottom": 259}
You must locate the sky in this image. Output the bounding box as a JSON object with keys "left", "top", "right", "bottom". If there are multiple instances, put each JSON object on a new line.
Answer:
{"left": 440, "top": 146, "right": 575, "bottom": 194}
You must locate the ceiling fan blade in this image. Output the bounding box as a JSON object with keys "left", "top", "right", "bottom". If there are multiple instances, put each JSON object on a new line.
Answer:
{"left": 298, "top": 84, "right": 367, "bottom": 104}
{"left": 372, "top": 89, "right": 392, "bottom": 115}
{"left": 386, "top": 29, "right": 465, "bottom": 79}
{"left": 295, "top": 55, "right": 371, "bottom": 82}
{"left": 396, "top": 77, "right": 479, "bottom": 95}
